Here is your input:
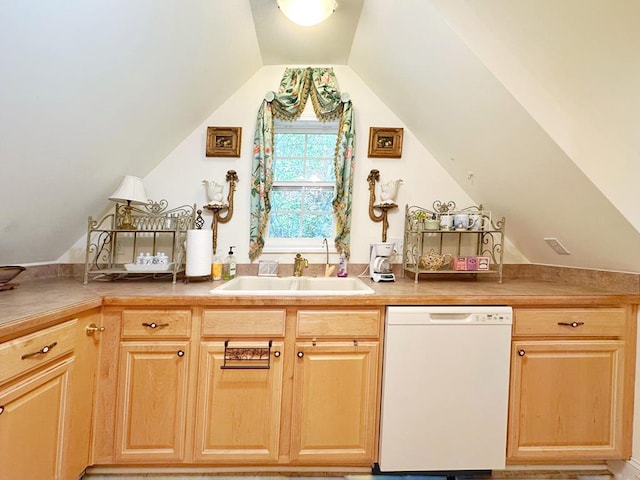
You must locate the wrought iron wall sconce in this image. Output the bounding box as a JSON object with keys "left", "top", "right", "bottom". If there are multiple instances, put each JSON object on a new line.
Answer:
{"left": 367, "top": 169, "right": 399, "bottom": 242}
{"left": 203, "top": 170, "right": 238, "bottom": 254}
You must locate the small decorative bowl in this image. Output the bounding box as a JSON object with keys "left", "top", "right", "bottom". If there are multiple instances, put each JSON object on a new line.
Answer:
{"left": 0, "top": 266, "right": 26, "bottom": 285}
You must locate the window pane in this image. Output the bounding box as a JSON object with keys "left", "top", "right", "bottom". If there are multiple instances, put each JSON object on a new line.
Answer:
{"left": 302, "top": 213, "right": 333, "bottom": 238}
{"left": 269, "top": 213, "right": 300, "bottom": 238}
{"left": 307, "top": 134, "right": 337, "bottom": 158}
{"left": 303, "top": 187, "right": 334, "bottom": 212}
{"left": 270, "top": 125, "right": 338, "bottom": 242}
{"left": 305, "top": 159, "right": 335, "bottom": 182}
{"left": 275, "top": 133, "right": 305, "bottom": 158}
{"left": 273, "top": 158, "right": 304, "bottom": 182}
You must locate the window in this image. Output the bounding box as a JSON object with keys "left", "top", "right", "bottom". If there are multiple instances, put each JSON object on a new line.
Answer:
{"left": 266, "top": 118, "right": 338, "bottom": 251}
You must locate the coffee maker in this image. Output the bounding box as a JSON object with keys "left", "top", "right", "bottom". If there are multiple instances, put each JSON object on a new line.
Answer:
{"left": 370, "top": 242, "right": 396, "bottom": 282}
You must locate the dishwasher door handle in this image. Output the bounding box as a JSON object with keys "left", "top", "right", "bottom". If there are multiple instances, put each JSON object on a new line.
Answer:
{"left": 427, "top": 313, "right": 474, "bottom": 323}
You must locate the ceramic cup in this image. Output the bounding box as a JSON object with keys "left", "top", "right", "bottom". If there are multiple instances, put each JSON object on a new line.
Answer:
{"left": 453, "top": 213, "right": 469, "bottom": 230}
{"left": 439, "top": 214, "right": 453, "bottom": 230}
{"left": 424, "top": 218, "right": 440, "bottom": 230}
{"left": 468, "top": 213, "right": 485, "bottom": 230}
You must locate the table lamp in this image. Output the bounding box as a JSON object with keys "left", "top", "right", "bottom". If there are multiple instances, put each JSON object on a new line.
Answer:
{"left": 109, "top": 175, "right": 149, "bottom": 230}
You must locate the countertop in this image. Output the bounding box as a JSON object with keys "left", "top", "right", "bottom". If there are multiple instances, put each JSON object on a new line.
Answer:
{"left": 1, "top": 274, "right": 638, "bottom": 342}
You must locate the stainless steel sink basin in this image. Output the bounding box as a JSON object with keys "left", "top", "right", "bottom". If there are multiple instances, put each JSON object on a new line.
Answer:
{"left": 209, "top": 276, "right": 375, "bottom": 295}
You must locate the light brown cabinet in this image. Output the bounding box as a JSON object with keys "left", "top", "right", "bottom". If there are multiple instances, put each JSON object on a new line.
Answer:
{"left": 66, "top": 309, "right": 103, "bottom": 478}
{"left": 290, "top": 341, "right": 379, "bottom": 464}
{"left": 113, "top": 309, "right": 192, "bottom": 463}
{"left": 0, "top": 310, "right": 101, "bottom": 480}
{"left": 0, "top": 356, "right": 72, "bottom": 480}
{"left": 95, "top": 305, "right": 383, "bottom": 469}
{"left": 290, "top": 309, "right": 381, "bottom": 465}
{"left": 507, "top": 307, "right": 635, "bottom": 463}
{"left": 194, "top": 309, "right": 285, "bottom": 463}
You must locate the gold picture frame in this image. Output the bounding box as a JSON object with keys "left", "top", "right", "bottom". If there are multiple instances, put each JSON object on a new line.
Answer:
{"left": 368, "top": 127, "right": 403, "bottom": 158}
{"left": 206, "top": 126, "right": 242, "bottom": 157}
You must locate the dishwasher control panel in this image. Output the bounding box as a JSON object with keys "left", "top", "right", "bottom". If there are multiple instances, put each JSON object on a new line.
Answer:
{"left": 474, "top": 312, "right": 512, "bottom": 324}
{"left": 386, "top": 306, "right": 513, "bottom": 326}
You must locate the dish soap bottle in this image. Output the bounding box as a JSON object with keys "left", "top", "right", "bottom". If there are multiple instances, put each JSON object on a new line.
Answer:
{"left": 211, "top": 253, "right": 222, "bottom": 281}
{"left": 337, "top": 253, "right": 348, "bottom": 277}
{"left": 222, "top": 246, "right": 236, "bottom": 280}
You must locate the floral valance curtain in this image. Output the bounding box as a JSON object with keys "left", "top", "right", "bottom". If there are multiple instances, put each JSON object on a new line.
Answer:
{"left": 249, "top": 67, "right": 355, "bottom": 261}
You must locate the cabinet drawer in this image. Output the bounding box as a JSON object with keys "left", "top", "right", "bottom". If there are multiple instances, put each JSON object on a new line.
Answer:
{"left": 202, "top": 309, "right": 286, "bottom": 337}
{"left": 296, "top": 309, "right": 381, "bottom": 338}
{"left": 0, "top": 318, "right": 77, "bottom": 384}
{"left": 513, "top": 308, "right": 627, "bottom": 337}
{"left": 121, "top": 309, "right": 191, "bottom": 338}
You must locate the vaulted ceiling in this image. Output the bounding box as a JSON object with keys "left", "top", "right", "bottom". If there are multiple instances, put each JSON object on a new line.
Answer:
{"left": 1, "top": 0, "right": 639, "bottom": 272}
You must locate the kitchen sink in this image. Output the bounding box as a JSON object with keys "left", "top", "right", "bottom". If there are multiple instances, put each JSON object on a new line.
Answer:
{"left": 209, "top": 276, "right": 375, "bottom": 295}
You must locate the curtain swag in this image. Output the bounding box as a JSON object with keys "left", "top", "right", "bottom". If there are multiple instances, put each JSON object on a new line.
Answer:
{"left": 249, "top": 67, "right": 355, "bottom": 261}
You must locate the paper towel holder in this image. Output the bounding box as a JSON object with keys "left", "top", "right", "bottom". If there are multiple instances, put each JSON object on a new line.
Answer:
{"left": 203, "top": 170, "right": 238, "bottom": 255}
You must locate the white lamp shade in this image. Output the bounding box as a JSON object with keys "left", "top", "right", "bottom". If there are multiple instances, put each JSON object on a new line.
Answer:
{"left": 109, "top": 175, "right": 149, "bottom": 205}
{"left": 276, "top": 0, "right": 337, "bottom": 26}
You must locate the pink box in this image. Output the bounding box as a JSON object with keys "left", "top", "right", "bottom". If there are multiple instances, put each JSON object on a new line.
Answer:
{"left": 466, "top": 257, "right": 478, "bottom": 271}
{"left": 452, "top": 257, "right": 467, "bottom": 271}
{"left": 477, "top": 256, "right": 490, "bottom": 270}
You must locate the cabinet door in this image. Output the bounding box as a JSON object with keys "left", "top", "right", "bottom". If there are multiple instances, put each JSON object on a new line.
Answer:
{"left": 0, "top": 358, "right": 72, "bottom": 480}
{"left": 115, "top": 341, "right": 190, "bottom": 462}
{"left": 508, "top": 339, "right": 626, "bottom": 462}
{"left": 290, "top": 341, "right": 379, "bottom": 465}
{"left": 194, "top": 341, "right": 284, "bottom": 463}
{"left": 65, "top": 310, "right": 102, "bottom": 478}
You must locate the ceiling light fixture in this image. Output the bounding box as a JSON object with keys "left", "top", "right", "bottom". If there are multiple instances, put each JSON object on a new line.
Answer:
{"left": 276, "top": 0, "right": 337, "bottom": 27}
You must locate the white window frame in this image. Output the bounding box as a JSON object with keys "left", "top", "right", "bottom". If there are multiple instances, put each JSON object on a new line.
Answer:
{"left": 262, "top": 115, "right": 339, "bottom": 255}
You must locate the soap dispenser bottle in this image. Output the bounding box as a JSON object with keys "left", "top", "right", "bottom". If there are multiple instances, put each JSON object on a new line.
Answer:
{"left": 337, "top": 253, "right": 348, "bottom": 277}
{"left": 222, "top": 246, "right": 236, "bottom": 280}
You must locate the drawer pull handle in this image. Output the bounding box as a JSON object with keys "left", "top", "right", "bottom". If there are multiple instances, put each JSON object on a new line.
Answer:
{"left": 21, "top": 341, "right": 58, "bottom": 360}
{"left": 177, "top": 350, "right": 185, "bottom": 357}
{"left": 557, "top": 321, "right": 584, "bottom": 328}
{"left": 0, "top": 406, "right": 4, "bottom": 415}
{"left": 297, "top": 351, "right": 304, "bottom": 358}
{"left": 86, "top": 323, "right": 105, "bottom": 336}
{"left": 142, "top": 322, "right": 169, "bottom": 329}
{"left": 518, "top": 349, "right": 525, "bottom": 357}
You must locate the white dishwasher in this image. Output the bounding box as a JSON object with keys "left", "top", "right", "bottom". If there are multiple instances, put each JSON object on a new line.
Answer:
{"left": 377, "top": 306, "right": 512, "bottom": 474}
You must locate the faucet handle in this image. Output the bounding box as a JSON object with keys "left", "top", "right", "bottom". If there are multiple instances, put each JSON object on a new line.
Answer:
{"left": 294, "top": 253, "right": 308, "bottom": 276}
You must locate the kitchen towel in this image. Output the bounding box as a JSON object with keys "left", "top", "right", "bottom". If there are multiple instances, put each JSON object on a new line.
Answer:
{"left": 185, "top": 229, "right": 212, "bottom": 277}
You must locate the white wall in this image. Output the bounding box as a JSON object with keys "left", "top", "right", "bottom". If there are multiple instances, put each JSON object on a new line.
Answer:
{"left": 62, "top": 65, "right": 526, "bottom": 266}
{"left": 432, "top": 0, "right": 640, "bottom": 233}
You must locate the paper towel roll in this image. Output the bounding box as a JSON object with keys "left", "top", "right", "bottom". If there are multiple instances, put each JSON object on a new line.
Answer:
{"left": 186, "top": 229, "right": 212, "bottom": 277}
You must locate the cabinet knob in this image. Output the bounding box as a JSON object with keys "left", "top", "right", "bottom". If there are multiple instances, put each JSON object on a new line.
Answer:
{"left": 297, "top": 351, "right": 304, "bottom": 358}
{"left": 142, "top": 322, "right": 169, "bottom": 329}
{"left": 177, "top": 350, "right": 185, "bottom": 357}
{"left": 274, "top": 351, "right": 281, "bottom": 358}
{"left": 518, "top": 349, "right": 525, "bottom": 357}
{"left": 0, "top": 405, "right": 4, "bottom": 415}
{"left": 86, "top": 323, "right": 105, "bottom": 336}
{"left": 557, "top": 321, "right": 584, "bottom": 328}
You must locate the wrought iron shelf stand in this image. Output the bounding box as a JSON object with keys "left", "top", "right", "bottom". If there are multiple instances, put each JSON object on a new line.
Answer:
{"left": 84, "top": 200, "right": 195, "bottom": 284}
{"left": 402, "top": 202, "right": 506, "bottom": 283}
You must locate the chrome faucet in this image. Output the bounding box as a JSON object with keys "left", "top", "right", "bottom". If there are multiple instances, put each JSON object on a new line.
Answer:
{"left": 322, "top": 238, "right": 335, "bottom": 277}
{"left": 293, "top": 253, "right": 308, "bottom": 277}
{"left": 322, "top": 238, "right": 329, "bottom": 265}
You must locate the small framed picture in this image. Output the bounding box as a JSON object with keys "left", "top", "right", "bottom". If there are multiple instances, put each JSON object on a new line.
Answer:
{"left": 368, "top": 127, "right": 403, "bottom": 158}
{"left": 206, "top": 126, "right": 242, "bottom": 157}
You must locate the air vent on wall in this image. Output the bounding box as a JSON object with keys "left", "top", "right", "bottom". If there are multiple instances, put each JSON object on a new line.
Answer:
{"left": 544, "top": 237, "right": 571, "bottom": 255}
